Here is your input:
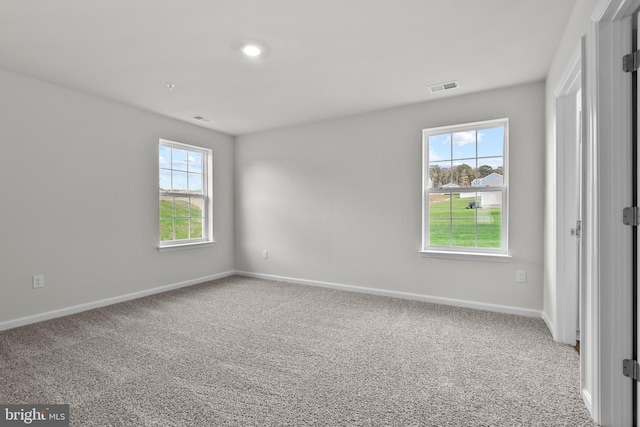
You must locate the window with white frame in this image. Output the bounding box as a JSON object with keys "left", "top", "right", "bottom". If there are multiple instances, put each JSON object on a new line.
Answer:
{"left": 158, "top": 139, "right": 212, "bottom": 248}
{"left": 422, "top": 118, "right": 508, "bottom": 256}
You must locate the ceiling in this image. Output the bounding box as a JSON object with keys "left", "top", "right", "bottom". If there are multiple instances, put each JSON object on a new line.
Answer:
{"left": 0, "top": 0, "right": 577, "bottom": 135}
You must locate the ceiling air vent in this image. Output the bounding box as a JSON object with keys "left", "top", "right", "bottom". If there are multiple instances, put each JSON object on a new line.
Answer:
{"left": 429, "top": 81, "right": 458, "bottom": 93}
{"left": 192, "top": 115, "right": 212, "bottom": 123}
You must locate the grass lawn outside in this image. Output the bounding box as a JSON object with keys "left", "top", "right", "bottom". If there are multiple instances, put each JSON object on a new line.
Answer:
{"left": 160, "top": 196, "right": 203, "bottom": 241}
{"left": 429, "top": 194, "right": 501, "bottom": 248}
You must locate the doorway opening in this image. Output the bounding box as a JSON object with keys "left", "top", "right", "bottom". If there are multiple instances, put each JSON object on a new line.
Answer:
{"left": 555, "top": 40, "right": 584, "bottom": 349}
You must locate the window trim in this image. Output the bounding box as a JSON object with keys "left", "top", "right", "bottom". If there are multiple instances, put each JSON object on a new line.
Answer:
{"left": 158, "top": 139, "right": 214, "bottom": 250}
{"left": 421, "top": 118, "right": 509, "bottom": 257}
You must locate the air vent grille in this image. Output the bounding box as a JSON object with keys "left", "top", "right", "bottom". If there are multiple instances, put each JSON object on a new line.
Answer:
{"left": 192, "top": 115, "right": 212, "bottom": 123}
{"left": 429, "top": 81, "right": 458, "bottom": 93}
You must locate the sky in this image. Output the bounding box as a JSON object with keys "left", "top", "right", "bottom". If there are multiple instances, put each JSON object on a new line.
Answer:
{"left": 428, "top": 126, "right": 504, "bottom": 170}
{"left": 159, "top": 146, "right": 203, "bottom": 192}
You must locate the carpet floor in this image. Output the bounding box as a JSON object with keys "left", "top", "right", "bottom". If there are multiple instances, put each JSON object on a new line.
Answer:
{"left": 0, "top": 275, "right": 596, "bottom": 426}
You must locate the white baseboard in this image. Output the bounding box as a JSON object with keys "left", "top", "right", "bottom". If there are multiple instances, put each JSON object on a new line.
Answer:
{"left": 541, "top": 310, "right": 557, "bottom": 339}
{"left": 0, "top": 271, "right": 236, "bottom": 331}
{"left": 235, "top": 271, "right": 542, "bottom": 318}
{"left": 1, "top": 270, "right": 543, "bottom": 332}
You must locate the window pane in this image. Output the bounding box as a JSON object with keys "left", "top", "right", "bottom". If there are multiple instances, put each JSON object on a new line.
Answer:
{"left": 474, "top": 158, "right": 504, "bottom": 182}
{"left": 188, "top": 151, "right": 203, "bottom": 173}
{"left": 475, "top": 164, "right": 497, "bottom": 180}
{"left": 172, "top": 171, "right": 188, "bottom": 191}
{"left": 190, "top": 218, "right": 203, "bottom": 239}
{"left": 159, "top": 146, "right": 171, "bottom": 169}
{"left": 172, "top": 197, "right": 190, "bottom": 218}
{"left": 476, "top": 190, "right": 502, "bottom": 248}
{"left": 172, "top": 149, "right": 188, "bottom": 171}
{"left": 159, "top": 196, "right": 173, "bottom": 219}
{"left": 188, "top": 197, "right": 204, "bottom": 218}
{"left": 449, "top": 192, "right": 476, "bottom": 247}
{"left": 478, "top": 127, "right": 504, "bottom": 157}
{"left": 428, "top": 161, "right": 451, "bottom": 189}
{"left": 429, "top": 193, "right": 451, "bottom": 246}
{"left": 472, "top": 169, "right": 504, "bottom": 187}
{"left": 188, "top": 172, "right": 203, "bottom": 193}
{"left": 159, "top": 194, "right": 205, "bottom": 242}
{"left": 160, "top": 219, "right": 174, "bottom": 241}
{"left": 428, "top": 134, "right": 451, "bottom": 161}
{"left": 159, "top": 169, "right": 172, "bottom": 191}
{"left": 428, "top": 191, "right": 503, "bottom": 249}
{"left": 452, "top": 161, "right": 476, "bottom": 187}
{"left": 174, "top": 219, "right": 189, "bottom": 240}
{"left": 452, "top": 131, "right": 476, "bottom": 160}
{"left": 452, "top": 219, "right": 477, "bottom": 247}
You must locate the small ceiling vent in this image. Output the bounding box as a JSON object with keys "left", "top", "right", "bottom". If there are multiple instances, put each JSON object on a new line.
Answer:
{"left": 429, "top": 81, "right": 458, "bottom": 93}
{"left": 192, "top": 115, "right": 212, "bottom": 123}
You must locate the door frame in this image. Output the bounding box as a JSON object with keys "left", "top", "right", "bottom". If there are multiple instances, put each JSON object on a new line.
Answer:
{"left": 587, "top": 0, "right": 638, "bottom": 424}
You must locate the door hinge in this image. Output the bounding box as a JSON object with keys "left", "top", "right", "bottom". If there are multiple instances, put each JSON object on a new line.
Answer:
{"left": 570, "top": 220, "right": 582, "bottom": 237}
{"left": 623, "top": 207, "right": 640, "bottom": 226}
{"left": 624, "top": 359, "right": 640, "bottom": 381}
{"left": 623, "top": 50, "right": 640, "bottom": 72}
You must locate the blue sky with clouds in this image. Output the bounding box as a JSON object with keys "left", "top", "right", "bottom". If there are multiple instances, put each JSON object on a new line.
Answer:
{"left": 159, "top": 147, "right": 203, "bottom": 192}
{"left": 428, "top": 127, "right": 504, "bottom": 169}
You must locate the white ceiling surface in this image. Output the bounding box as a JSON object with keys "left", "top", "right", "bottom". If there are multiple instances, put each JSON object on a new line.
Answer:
{"left": 0, "top": 1, "right": 577, "bottom": 135}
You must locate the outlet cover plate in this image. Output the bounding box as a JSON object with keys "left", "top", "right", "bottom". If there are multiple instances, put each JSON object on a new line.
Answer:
{"left": 33, "top": 275, "right": 44, "bottom": 288}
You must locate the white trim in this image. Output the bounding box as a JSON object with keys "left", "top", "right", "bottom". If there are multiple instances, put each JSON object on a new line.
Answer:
{"left": 542, "top": 310, "right": 557, "bottom": 340}
{"left": 0, "top": 271, "right": 236, "bottom": 332}
{"left": 583, "top": 388, "right": 594, "bottom": 416}
{"left": 419, "top": 250, "right": 512, "bottom": 262}
{"left": 593, "top": 0, "right": 640, "bottom": 21}
{"left": 235, "top": 271, "right": 542, "bottom": 318}
{"left": 158, "top": 240, "right": 217, "bottom": 252}
{"left": 584, "top": 18, "right": 602, "bottom": 424}
{"left": 554, "top": 43, "right": 582, "bottom": 98}
{"left": 158, "top": 138, "right": 214, "bottom": 246}
{"left": 421, "top": 118, "right": 509, "bottom": 256}
{"left": 0, "top": 270, "right": 543, "bottom": 335}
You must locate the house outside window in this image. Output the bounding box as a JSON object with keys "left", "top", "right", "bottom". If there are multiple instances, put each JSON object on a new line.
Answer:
{"left": 158, "top": 139, "right": 213, "bottom": 250}
{"left": 421, "top": 118, "right": 509, "bottom": 258}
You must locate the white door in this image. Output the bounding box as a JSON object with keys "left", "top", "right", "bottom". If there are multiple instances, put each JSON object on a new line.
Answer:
{"left": 556, "top": 44, "right": 583, "bottom": 347}
{"left": 563, "top": 87, "right": 582, "bottom": 347}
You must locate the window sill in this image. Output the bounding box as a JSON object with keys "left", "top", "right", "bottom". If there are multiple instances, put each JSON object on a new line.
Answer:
{"left": 419, "top": 249, "right": 512, "bottom": 262}
{"left": 158, "top": 241, "right": 216, "bottom": 252}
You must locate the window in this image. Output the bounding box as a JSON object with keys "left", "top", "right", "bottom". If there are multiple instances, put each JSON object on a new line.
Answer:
{"left": 158, "top": 139, "right": 213, "bottom": 249}
{"left": 421, "top": 118, "right": 509, "bottom": 258}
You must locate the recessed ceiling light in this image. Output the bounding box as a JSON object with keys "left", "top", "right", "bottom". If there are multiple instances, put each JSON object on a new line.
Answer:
{"left": 241, "top": 43, "right": 263, "bottom": 58}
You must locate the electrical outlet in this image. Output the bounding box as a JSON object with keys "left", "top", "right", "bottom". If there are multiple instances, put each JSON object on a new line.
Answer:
{"left": 262, "top": 250, "right": 269, "bottom": 259}
{"left": 516, "top": 270, "right": 526, "bottom": 283}
{"left": 32, "top": 274, "right": 44, "bottom": 289}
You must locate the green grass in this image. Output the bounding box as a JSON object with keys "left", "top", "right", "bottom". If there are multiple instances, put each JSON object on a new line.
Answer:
{"left": 160, "top": 197, "right": 203, "bottom": 241}
{"left": 429, "top": 194, "right": 501, "bottom": 248}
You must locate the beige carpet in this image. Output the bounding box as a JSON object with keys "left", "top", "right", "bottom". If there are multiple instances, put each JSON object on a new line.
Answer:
{"left": 0, "top": 275, "right": 596, "bottom": 426}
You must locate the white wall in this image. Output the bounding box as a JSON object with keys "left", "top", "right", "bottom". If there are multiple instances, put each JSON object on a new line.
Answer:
{"left": 235, "top": 82, "right": 545, "bottom": 311}
{"left": 0, "top": 68, "right": 235, "bottom": 325}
